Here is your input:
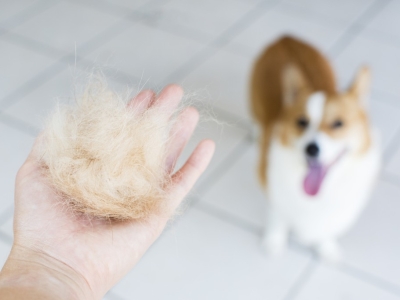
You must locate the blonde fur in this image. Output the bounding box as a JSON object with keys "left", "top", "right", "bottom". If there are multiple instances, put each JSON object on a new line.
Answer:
{"left": 40, "top": 79, "right": 176, "bottom": 220}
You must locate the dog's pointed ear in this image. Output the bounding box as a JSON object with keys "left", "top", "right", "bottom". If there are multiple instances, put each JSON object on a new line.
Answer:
{"left": 349, "top": 66, "right": 371, "bottom": 106}
{"left": 282, "top": 64, "right": 307, "bottom": 106}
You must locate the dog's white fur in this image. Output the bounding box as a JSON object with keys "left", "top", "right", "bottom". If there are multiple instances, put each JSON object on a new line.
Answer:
{"left": 262, "top": 92, "right": 381, "bottom": 262}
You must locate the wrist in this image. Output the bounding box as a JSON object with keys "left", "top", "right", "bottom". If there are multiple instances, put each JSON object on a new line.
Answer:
{"left": 0, "top": 245, "right": 95, "bottom": 300}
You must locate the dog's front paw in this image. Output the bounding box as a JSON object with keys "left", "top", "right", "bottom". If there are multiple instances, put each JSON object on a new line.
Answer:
{"left": 315, "top": 240, "right": 342, "bottom": 264}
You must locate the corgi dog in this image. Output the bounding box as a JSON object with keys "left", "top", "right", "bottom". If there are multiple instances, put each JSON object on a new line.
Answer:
{"left": 250, "top": 36, "right": 380, "bottom": 262}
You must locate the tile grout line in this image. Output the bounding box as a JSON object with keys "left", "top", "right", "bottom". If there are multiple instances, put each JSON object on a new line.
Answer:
{"left": 371, "top": 88, "right": 400, "bottom": 110}
{"left": 61, "top": 0, "right": 135, "bottom": 19}
{"left": 0, "top": 0, "right": 61, "bottom": 34}
{"left": 189, "top": 149, "right": 400, "bottom": 298}
{"left": 328, "top": 0, "right": 393, "bottom": 58}
{"left": 0, "top": 0, "right": 273, "bottom": 132}
{"left": 0, "top": 20, "right": 139, "bottom": 112}
{"left": 328, "top": 24, "right": 365, "bottom": 58}
{"left": 275, "top": 2, "right": 351, "bottom": 31}
{"left": 211, "top": 0, "right": 281, "bottom": 47}
{"left": 0, "top": 206, "right": 13, "bottom": 227}
{"left": 0, "top": 0, "right": 166, "bottom": 62}
{"left": 0, "top": 13, "right": 256, "bottom": 150}
{"left": 338, "top": 263, "right": 400, "bottom": 298}
{"left": 196, "top": 102, "right": 253, "bottom": 132}
{"left": 105, "top": 290, "right": 126, "bottom": 300}
{"left": 166, "top": 0, "right": 281, "bottom": 83}
{"left": 190, "top": 194, "right": 400, "bottom": 299}
{"left": 0, "top": 28, "right": 145, "bottom": 110}
{"left": 369, "top": 91, "right": 400, "bottom": 168}
{"left": 380, "top": 171, "right": 400, "bottom": 186}
{"left": 0, "top": 0, "right": 170, "bottom": 113}
{"left": 2, "top": 0, "right": 399, "bottom": 130}
{"left": 64, "top": 0, "right": 171, "bottom": 20}
{"left": 281, "top": 259, "right": 317, "bottom": 300}
{"left": 152, "top": 135, "right": 255, "bottom": 239}
{"left": 192, "top": 172, "right": 400, "bottom": 299}
{"left": 194, "top": 133, "right": 253, "bottom": 199}
{"left": 190, "top": 193, "right": 315, "bottom": 258}
{"left": 361, "top": 27, "right": 400, "bottom": 51}
{"left": 0, "top": 112, "right": 39, "bottom": 137}
{"left": 0, "top": 61, "right": 70, "bottom": 111}
{"left": 65, "top": 0, "right": 207, "bottom": 46}
{"left": 161, "top": 0, "right": 399, "bottom": 136}
{"left": 1, "top": 31, "right": 67, "bottom": 59}
{"left": 383, "top": 124, "right": 400, "bottom": 165}
{"left": 0, "top": 231, "right": 13, "bottom": 245}
{"left": 194, "top": 201, "right": 262, "bottom": 236}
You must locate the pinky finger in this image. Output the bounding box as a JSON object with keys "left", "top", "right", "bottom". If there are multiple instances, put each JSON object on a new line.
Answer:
{"left": 167, "top": 139, "right": 215, "bottom": 211}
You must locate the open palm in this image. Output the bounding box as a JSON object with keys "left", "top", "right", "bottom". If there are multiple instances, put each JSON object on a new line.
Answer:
{"left": 7, "top": 85, "right": 215, "bottom": 299}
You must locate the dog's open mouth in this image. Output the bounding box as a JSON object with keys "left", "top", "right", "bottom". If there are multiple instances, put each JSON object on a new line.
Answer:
{"left": 303, "top": 150, "right": 346, "bottom": 197}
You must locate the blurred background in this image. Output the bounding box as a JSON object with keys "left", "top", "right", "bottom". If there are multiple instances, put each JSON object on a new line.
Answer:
{"left": 0, "top": 0, "right": 400, "bottom": 299}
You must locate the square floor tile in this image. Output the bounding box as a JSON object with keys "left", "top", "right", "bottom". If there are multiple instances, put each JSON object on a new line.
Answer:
{"left": 227, "top": 7, "right": 346, "bottom": 58}
{"left": 10, "top": 1, "right": 124, "bottom": 54}
{"left": 180, "top": 48, "right": 253, "bottom": 120}
{"left": 85, "top": 23, "right": 206, "bottom": 84}
{"left": 0, "top": 215, "right": 13, "bottom": 239}
{"left": 3, "top": 69, "right": 74, "bottom": 130}
{"left": 4, "top": 67, "right": 131, "bottom": 130}
{"left": 0, "top": 240, "right": 11, "bottom": 269}
{"left": 0, "top": 0, "right": 43, "bottom": 25}
{"left": 175, "top": 111, "right": 249, "bottom": 192}
{"left": 293, "top": 264, "right": 400, "bottom": 300}
{"left": 112, "top": 208, "right": 310, "bottom": 300}
{"left": 199, "top": 144, "right": 265, "bottom": 228}
{"left": 78, "top": 0, "right": 155, "bottom": 12}
{"left": 0, "top": 123, "right": 34, "bottom": 208}
{"left": 340, "top": 181, "right": 400, "bottom": 287}
{"left": 335, "top": 34, "right": 400, "bottom": 98}
{"left": 368, "top": 98, "right": 400, "bottom": 150}
{"left": 363, "top": 1, "right": 400, "bottom": 42}
{"left": 280, "top": 0, "right": 375, "bottom": 26}
{"left": 386, "top": 147, "right": 400, "bottom": 178}
{"left": 103, "top": 291, "right": 125, "bottom": 300}
{"left": 0, "top": 39, "right": 60, "bottom": 103}
{"left": 142, "top": 0, "right": 262, "bottom": 43}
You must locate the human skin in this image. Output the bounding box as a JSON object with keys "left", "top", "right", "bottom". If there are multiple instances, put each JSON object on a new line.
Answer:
{"left": 0, "top": 85, "right": 215, "bottom": 299}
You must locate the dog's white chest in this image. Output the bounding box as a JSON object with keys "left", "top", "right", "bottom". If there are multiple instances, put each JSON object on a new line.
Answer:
{"left": 267, "top": 136, "right": 380, "bottom": 243}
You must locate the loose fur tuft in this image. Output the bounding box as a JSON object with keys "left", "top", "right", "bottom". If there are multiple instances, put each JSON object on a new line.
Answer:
{"left": 40, "top": 79, "right": 177, "bottom": 220}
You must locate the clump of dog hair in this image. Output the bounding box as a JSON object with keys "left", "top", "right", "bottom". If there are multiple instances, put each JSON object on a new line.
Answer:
{"left": 40, "top": 79, "right": 177, "bottom": 220}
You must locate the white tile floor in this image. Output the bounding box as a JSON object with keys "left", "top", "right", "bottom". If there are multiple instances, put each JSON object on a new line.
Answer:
{"left": 0, "top": 0, "right": 400, "bottom": 299}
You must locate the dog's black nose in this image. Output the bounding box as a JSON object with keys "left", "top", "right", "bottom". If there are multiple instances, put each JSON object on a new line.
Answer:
{"left": 306, "top": 142, "right": 319, "bottom": 157}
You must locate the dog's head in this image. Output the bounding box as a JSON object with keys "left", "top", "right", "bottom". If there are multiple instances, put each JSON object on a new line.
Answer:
{"left": 277, "top": 65, "right": 371, "bottom": 196}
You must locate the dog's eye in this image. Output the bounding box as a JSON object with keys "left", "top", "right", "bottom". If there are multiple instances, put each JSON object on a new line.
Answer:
{"left": 297, "top": 117, "right": 309, "bottom": 129}
{"left": 332, "top": 119, "right": 343, "bottom": 129}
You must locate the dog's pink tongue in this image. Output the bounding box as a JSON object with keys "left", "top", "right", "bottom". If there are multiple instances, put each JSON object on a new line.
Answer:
{"left": 303, "top": 162, "right": 326, "bottom": 196}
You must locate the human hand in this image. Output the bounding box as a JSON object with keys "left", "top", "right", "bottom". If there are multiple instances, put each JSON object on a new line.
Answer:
{"left": 0, "top": 85, "right": 215, "bottom": 300}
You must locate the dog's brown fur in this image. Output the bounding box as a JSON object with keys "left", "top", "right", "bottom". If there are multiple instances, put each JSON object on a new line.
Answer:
{"left": 250, "top": 35, "right": 370, "bottom": 187}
